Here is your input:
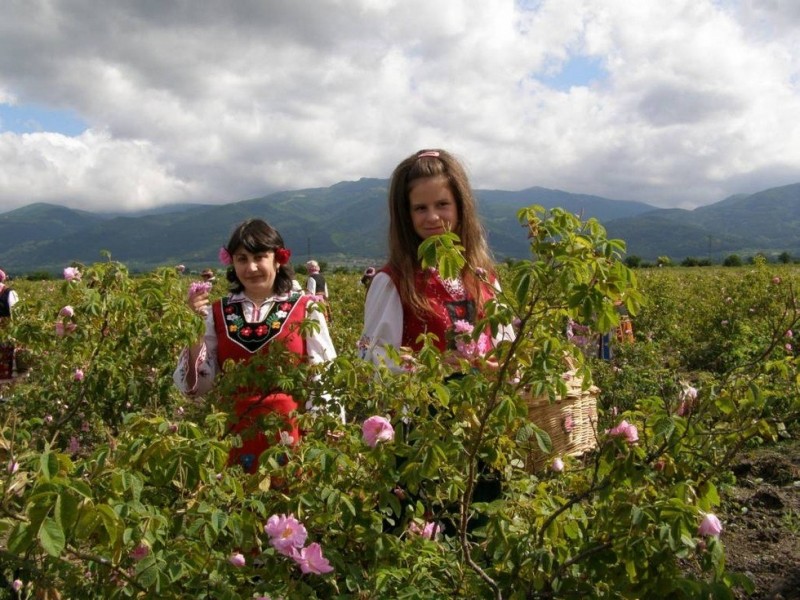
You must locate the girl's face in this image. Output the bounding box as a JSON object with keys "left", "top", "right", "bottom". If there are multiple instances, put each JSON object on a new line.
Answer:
{"left": 408, "top": 176, "right": 459, "bottom": 240}
{"left": 232, "top": 247, "right": 279, "bottom": 300}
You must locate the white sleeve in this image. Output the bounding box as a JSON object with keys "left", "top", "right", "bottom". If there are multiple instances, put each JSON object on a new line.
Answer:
{"left": 173, "top": 309, "right": 219, "bottom": 396}
{"left": 305, "top": 300, "right": 337, "bottom": 364}
{"left": 304, "top": 300, "right": 344, "bottom": 421}
{"left": 306, "top": 278, "right": 317, "bottom": 295}
{"left": 7, "top": 290, "right": 18, "bottom": 309}
{"left": 359, "top": 272, "right": 405, "bottom": 371}
{"left": 491, "top": 280, "right": 516, "bottom": 345}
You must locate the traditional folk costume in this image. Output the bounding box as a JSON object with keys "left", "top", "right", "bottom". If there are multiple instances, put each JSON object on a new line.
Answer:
{"left": 174, "top": 291, "right": 337, "bottom": 473}
{"left": 359, "top": 266, "right": 514, "bottom": 369}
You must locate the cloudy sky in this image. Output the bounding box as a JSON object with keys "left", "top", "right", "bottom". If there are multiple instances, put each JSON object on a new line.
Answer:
{"left": 1, "top": 0, "right": 799, "bottom": 214}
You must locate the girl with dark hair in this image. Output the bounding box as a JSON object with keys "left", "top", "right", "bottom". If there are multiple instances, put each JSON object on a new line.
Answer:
{"left": 174, "top": 219, "right": 338, "bottom": 473}
{"left": 359, "top": 149, "right": 512, "bottom": 369}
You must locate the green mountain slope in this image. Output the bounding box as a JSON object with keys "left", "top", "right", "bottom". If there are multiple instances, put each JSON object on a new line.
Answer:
{"left": 0, "top": 180, "right": 797, "bottom": 274}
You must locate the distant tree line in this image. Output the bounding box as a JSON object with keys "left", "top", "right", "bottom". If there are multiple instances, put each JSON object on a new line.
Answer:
{"left": 624, "top": 251, "right": 797, "bottom": 268}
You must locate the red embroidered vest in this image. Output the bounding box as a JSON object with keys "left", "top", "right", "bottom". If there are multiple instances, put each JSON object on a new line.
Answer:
{"left": 381, "top": 266, "right": 495, "bottom": 352}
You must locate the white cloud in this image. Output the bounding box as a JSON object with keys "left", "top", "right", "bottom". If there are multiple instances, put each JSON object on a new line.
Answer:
{"left": 0, "top": 0, "right": 798, "bottom": 213}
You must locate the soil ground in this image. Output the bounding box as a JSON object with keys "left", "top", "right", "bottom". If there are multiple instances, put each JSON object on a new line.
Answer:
{"left": 723, "top": 438, "right": 800, "bottom": 599}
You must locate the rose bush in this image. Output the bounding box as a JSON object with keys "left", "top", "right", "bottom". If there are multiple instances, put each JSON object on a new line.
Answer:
{"left": 0, "top": 209, "right": 797, "bottom": 598}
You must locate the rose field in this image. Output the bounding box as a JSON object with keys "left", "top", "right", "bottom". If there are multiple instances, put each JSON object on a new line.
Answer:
{"left": 1, "top": 208, "right": 799, "bottom": 599}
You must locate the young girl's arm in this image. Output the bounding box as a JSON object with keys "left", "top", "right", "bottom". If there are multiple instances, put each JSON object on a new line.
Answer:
{"left": 173, "top": 309, "right": 219, "bottom": 396}
{"left": 359, "top": 272, "right": 405, "bottom": 372}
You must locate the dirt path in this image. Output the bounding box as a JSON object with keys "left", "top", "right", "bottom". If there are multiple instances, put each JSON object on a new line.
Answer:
{"left": 723, "top": 439, "right": 800, "bottom": 599}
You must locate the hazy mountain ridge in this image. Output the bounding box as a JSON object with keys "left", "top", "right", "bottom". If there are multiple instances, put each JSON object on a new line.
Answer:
{"left": 0, "top": 180, "right": 797, "bottom": 274}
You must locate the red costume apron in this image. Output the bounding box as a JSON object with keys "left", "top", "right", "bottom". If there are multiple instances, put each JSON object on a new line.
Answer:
{"left": 213, "top": 292, "right": 310, "bottom": 473}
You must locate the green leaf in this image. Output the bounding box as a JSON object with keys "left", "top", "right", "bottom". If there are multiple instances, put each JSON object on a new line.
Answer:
{"left": 38, "top": 516, "right": 66, "bottom": 557}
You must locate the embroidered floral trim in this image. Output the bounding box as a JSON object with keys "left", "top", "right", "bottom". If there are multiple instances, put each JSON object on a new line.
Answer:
{"left": 222, "top": 293, "right": 302, "bottom": 352}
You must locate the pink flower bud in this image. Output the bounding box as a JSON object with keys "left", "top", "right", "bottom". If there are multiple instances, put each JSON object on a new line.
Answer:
{"left": 551, "top": 457, "right": 564, "bottom": 472}
{"left": 786, "top": 343, "right": 793, "bottom": 352}
{"left": 59, "top": 305, "right": 74, "bottom": 318}
{"left": 7, "top": 459, "right": 19, "bottom": 474}
{"left": 228, "top": 552, "right": 246, "bottom": 567}
{"left": 786, "top": 330, "right": 793, "bottom": 338}
{"left": 698, "top": 513, "right": 723, "bottom": 537}
{"left": 12, "top": 579, "right": 22, "bottom": 592}
{"left": 362, "top": 416, "right": 394, "bottom": 448}
{"left": 73, "top": 368, "right": 85, "bottom": 381}
{"left": 130, "top": 543, "right": 150, "bottom": 561}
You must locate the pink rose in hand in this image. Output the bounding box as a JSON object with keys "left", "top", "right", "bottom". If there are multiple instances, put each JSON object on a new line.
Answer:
{"left": 188, "top": 281, "right": 213, "bottom": 299}
{"left": 362, "top": 416, "right": 394, "bottom": 448}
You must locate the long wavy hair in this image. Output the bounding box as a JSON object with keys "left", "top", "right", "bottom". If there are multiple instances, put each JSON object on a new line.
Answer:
{"left": 224, "top": 218, "right": 293, "bottom": 296}
{"left": 386, "top": 148, "right": 494, "bottom": 316}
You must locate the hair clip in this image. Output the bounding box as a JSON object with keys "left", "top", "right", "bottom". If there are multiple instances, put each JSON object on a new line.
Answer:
{"left": 417, "top": 151, "right": 440, "bottom": 158}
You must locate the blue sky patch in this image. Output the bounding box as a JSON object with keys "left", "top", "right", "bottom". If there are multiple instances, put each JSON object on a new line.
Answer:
{"left": 0, "top": 103, "right": 88, "bottom": 136}
{"left": 541, "top": 55, "right": 607, "bottom": 91}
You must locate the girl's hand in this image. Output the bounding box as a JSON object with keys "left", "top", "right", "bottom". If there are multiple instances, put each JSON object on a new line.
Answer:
{"left": 187, "top": 291, "right": 210, "bottom": 317}
{"left": 187, "top": 281, "right": 213, "bottom": 317}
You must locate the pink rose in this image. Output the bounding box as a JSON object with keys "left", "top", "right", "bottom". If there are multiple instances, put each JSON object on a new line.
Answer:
{"left": 786, "top": 330, "right": 793, "bottom": 338}
{"left": 408, "top": 520, "right": 439, "bottom": 540}
{"left": 188, "top": 281, "right": 213, "bottom": 299}
{"left": 608, "top": 420, "right": 638, "bottom": 443}
{"left": 73, "top": 368, "right": 85, "bottom": 382}
{"left": 63, "top": 267, "right": 81, "bottom": 282}
{"left": 59, "top": 305, "right": 74, "bottom": 318}
{"left": 563, "top": 415, "right": 574, "bottom": 433}
{"left": 130, "top": 543, "right": 150, "bottom": 561}
{"left": 362, "top": 416, "right": 395, "bottom": 448}
{"left": 228, "top": 552, "right": 246, "bottom": 567}
{"left": 12, "top": 579, "right": 22, "bottom": 592}
{"left": 264, "top": 514, "right": 308, "bottom": 557}
{"left": 55, "top": 322, "right": 65, "bottom": 337}
{"left": 292, "top": 542, "right": 334, "bottom": 574}
{"left": 698, "top": 513, "right": 723, "bottom": 537}
{"left": 551, "top": 457, "right": 564, "bottom": 472}
{"left": 772, "top": 276, "right": 781, "bottom": 285}
{"left": 453, "top": 319, "right": 474, "bottom": 334}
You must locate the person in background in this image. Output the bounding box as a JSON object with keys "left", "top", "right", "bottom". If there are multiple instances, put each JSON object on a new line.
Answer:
{"left": 0, "top": 269, "right": 19, "bottom": 380}
{"left": 305, "top": 260, "right": 329, "bottom": 299}
{"left": 201, "top": 268, "right": 216, "bottom": 282}
{"left": 173, "top": 219, "right": 339, "bottom": 473}
{"left": 305, "top": 259, "right": 331, "bottom": 322}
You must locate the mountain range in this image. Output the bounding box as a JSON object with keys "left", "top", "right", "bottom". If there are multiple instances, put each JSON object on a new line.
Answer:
{"left": 0, "top": 180, "right": 798, "bottom": 275}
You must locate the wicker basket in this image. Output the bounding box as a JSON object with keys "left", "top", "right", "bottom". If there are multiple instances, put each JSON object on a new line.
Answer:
{"left": 525, "top": 368, "right": 599, "bottom": 472}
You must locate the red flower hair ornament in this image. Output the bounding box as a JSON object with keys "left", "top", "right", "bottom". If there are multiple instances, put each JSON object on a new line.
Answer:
{"left": 218, "top": 247, "right": 232, "bottom": 266}
{"left": 275, "top": 247, "right": 292, "bottom": 265}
